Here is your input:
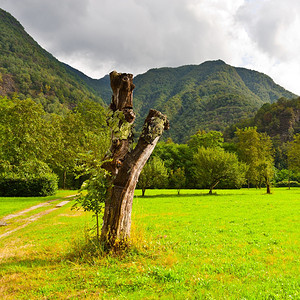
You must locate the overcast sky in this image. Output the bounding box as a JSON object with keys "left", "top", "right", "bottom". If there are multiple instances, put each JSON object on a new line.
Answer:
{"left": 1, "top": 0, "right": 300, "bottom": 94}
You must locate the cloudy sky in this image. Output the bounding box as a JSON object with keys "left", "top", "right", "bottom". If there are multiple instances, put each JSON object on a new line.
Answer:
{"left": 1, "top": 0, "right": 300, "bottom": 94}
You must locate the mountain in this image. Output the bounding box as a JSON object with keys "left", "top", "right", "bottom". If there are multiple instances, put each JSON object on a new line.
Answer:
{"left": 95, "top": 61, "right": 297, "bottom": 143}
{"left": 225, "top": 97, "right": 300, "bottom": 142}
{"left": 1, "top": 8, "right": 297, "bottom": 143}
{"left": 62, "top": 63, "right": 112, "bottom": 102}
{"left": 0, "top": 8, "right": 103, "bottom": 113}
{"left": 223, "top": 96, "right": 300, "bottom": 169}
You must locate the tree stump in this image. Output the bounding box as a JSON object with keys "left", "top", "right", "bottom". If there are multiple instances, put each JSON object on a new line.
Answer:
{"left": 101, "top": 71, "right": 169, "bottom": 248}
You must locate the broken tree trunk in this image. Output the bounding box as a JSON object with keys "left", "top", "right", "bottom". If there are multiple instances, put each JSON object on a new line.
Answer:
{"left": 101, "top": 71, "right": 169, "bottom": 248}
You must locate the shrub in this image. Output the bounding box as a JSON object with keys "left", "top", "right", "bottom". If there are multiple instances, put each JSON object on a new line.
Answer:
{"left": 275, "top": 180, "right": 300, "bottom": 188}
{"left": 0, "top": 173, "right": 58, "bottom": 196}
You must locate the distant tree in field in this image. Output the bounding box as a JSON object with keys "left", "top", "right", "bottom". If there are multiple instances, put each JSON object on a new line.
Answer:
{"left": 152, "top": 141, "right": 180, "bottom": 171}
{"left": 188, "top": 130, "right": 224, "bottom": 152}
{"left": 194, "top": 147, "right": 247, "bottom": 194}
{"left": 288, "top": 134, "right": 300, "bottom": 182}
{"left": 236, "top": 127, "right": 274, "bottom": 193}
{"left": 138, "top": 157, "right": 168, "bottom": 196}
{"left": 152, "top": 141, "right": 194, "bottom": 188}
{"left": 257, "top": 132, "right": 275, "bottom": 193}
{"left": 176, "top": 144, "right": 195, "bottom": 188}
{"left": 235, "top": 127, "right": 260, "bottom": 187}
{"left": 170, "top": 168, "right": 186, "bottom": 195}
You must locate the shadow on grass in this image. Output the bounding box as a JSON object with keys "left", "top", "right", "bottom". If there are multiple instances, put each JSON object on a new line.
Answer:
{"left": 0, "top": 242, "right": 108, "bottom": 270}
{"left": 0, "top": 244, "right": 139, "bottom": 271}
{"left": 0, "top": 256, "right": 62, "bottom": 270}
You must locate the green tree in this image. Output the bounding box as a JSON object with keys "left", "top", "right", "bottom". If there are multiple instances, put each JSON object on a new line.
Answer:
{"left": 0, "top": 97, "right": 52, "bottom": 166}
{"left": 75, "top": 100, "right": 108, "bottom": 133}
{"left": 75, "top": 100, "right": 110, "bottom": 167}
{"left": 170, "top": 168, "right": 186, "bottom": 195}
{"left": 73, "top": 166, "right": 110, "bottom": 241}
{"left": 288, "top": 134, "right": 300, "bottom": 173}
{"left": 257, "top": 133, "right": 274, "bottom": 193}
{"left": 47, "top": 100, "right": 110, "bottom": 189}
{"left": 236, "top": 127, "right": 260, "bottom": 188}
{"left": 49, "top": 111, "right": 85, "bottom": 188}
{"left": 0, "top": 96, "right": 110, "bottom": 190}
{"left": 236, "top": 127, "right": 274, "bottom": 193}
{"left": 138, "top": 157, "right": 168, "bottom": 196}
{"left": 194, "top": 147, "right": 247, "bottom": 194}
{"left": 287, "top": 134, "right": 300, "bottom": 189}
{"left": 152, "top": 142, "right": 194, "bottom": 188}
{"left": 188, "top": 130, "right": 224, "bottom": 152}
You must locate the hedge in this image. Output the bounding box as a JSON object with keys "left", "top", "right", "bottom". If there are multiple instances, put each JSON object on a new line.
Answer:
{"left": 275, "top": 180, "right": 300, "bottom": 188}
{"left": 0, "top": 173, "right": 58, "bottom": 197}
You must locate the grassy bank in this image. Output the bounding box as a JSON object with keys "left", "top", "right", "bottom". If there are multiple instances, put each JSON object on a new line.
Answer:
{"left": 0, "top": 188, "right": 299, "bottom": 299}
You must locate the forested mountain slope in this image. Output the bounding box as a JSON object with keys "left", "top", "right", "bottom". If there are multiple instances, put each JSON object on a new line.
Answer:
{"left": 95, "top": 61, "right": 297, "bottom": 142}
{"left": 0, "top": 8, "right": 103, "bottom": 113}
{"left": 1, "top": 8, "right": 297, "bottom": 143}
{"left": 225, "top": 97, "right": 300, "bottom": 142}
{"left": 223, "top": 96, "right": 300, "bottom": 169}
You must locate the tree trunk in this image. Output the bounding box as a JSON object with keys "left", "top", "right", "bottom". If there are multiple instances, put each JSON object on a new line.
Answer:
{"left": 209, "top": 181, "right": 219, "bottom": 194}
{"left": 96, "top": 213, "right": 100, "bottom": 242}
{"left": 266, "top": 183, "right": 271, "bottom": 194}
{"left": 101, "top": 71, "right": 169, "bottom": 248}
{"left": 63, "top": 170, "right": 67, "bottom": 189}
{"left": 266, "top": 177, "right": 271, "bottom": 194}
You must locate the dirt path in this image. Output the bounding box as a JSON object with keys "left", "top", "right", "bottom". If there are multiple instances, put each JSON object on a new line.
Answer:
{"left": 0, "top": 207, "right": 58, "bottom": 239}
{"left": 0, "top": 195, "right": 78, "bottom": 239}
{"left": 2, "top": 201, "right": 54, "bottom": 221}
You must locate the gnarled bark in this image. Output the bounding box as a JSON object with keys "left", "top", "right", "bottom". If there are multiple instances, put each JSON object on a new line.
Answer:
{"left": 101, "top": 71, "right": 169, "bottom": 247}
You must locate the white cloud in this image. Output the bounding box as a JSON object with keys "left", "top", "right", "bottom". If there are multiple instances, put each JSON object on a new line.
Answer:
{"left": 0, "top": 0, "right": 299, "bottom": 94}
{"left": 236, "top": 0, "right": 300, "bottom": 59}
{"left": 235, "top": 0, "right": 300, "bottom": 94}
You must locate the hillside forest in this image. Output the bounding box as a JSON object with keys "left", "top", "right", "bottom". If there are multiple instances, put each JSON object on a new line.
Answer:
{"left": 0, "top": 8, "right": 300, "bottom": 196}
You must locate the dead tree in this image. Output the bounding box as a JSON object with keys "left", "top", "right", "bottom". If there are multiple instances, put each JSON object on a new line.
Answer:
{"left": 101, "top": 71, "right": 169, "bottom": 248}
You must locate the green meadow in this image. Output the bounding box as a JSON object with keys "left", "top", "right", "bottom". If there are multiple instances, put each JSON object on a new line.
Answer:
{"left": 0, "top": 188, "right": 299, "bottom": 299}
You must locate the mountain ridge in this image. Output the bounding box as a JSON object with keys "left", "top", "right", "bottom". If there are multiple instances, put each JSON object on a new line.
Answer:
{"left": 0, "top": 8, "right": 298, "bottom": 142}
{"left": 0, "top": 8, "right": 104, "bottom": 113}
{"left": 93, "top": 60, "right": 297, "bottom": 142}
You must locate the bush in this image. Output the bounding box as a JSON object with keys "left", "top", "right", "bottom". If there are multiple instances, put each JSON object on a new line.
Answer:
{"left": 0, "top": 173, "right": 58, "bottom": 196}
{"left": 274, "top": 169, "right": 300, "bottom": 183}
{"left": 275, "top": 180, "right": 300, "bottom": 188}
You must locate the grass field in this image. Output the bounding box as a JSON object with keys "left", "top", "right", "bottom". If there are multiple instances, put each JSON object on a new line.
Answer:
{"left": 0, "top": 188, "right": 299, "bottom": 299}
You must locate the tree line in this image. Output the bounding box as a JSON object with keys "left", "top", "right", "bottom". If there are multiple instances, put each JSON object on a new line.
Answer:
{"left": 0, "top": 96, "right": 110, "bottom": 192}
{"left": 0, "top": 96, "right": 299, "bottom": 195}
{"left": 138, "top": 129, "right": 300, "bottom": 195}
